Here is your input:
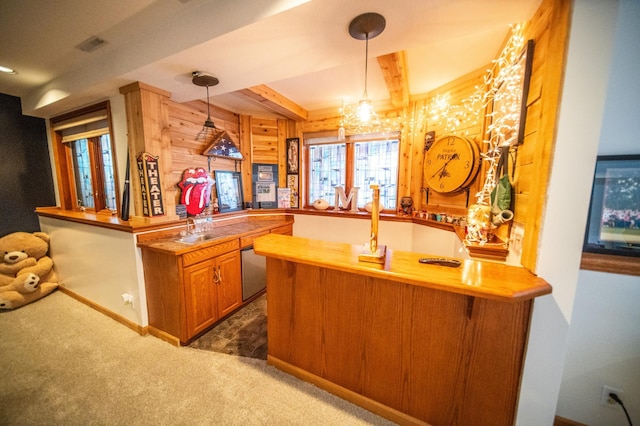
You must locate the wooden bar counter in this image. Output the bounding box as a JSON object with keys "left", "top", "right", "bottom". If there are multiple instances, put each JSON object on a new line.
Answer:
{"left": 254, "top": 234, "right": 551, "bottom": 426}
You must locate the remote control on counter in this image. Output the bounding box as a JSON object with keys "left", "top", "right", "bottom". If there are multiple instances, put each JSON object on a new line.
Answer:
{"left": 418, "top": 257, "right": 461, "bottom": 267}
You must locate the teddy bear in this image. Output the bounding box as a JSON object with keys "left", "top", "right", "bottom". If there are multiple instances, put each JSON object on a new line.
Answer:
{"left": 0, "top": 231, "right": 58, "bottom": 309}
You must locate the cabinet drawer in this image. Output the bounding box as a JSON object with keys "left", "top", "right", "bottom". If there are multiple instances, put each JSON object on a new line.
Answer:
{"left": 271, "top": 224, "right": 293, "bottom": 235}
{"left": 182, "top": 239, "right": 239, "bottom": 267}
{"left": 240, "top": 231, "right": 269, "bottom": 248}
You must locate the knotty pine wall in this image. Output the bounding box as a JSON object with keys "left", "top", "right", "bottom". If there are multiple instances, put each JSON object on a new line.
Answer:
{"left": 513, "top": 0, "right": 570, "bottom": 271}
{"left": 150, "top": 0, "right": 566, "bottom": 272}
{"left": 166, "top": 98, "right": 289, "bottom": 209}
{"left": 297, "top": 69, "right": 486, "bottom": 217}
{"left": 294, "top": 0, "right": 569, "bottom": 272}
{"left": 168, "top": 99, "right": 241, "bottom": 178}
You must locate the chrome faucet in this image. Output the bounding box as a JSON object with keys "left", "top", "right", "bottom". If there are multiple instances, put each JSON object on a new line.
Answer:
{"left": 186, "top": 217, "right": 195, "bottom": 234}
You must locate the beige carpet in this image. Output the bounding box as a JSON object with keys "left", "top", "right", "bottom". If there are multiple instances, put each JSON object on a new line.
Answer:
{"left": 0, "top": 290, "right": 396, "bottom": 426}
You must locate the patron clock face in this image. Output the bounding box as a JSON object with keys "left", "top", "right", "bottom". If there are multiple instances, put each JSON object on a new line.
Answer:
{"left": 424, "top": 135, "right": 480, "bottom": 193}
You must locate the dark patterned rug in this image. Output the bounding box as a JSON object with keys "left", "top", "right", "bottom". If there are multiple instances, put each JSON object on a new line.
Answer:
{"left": 189, "top": 294, "right": 267, "bottom": 360}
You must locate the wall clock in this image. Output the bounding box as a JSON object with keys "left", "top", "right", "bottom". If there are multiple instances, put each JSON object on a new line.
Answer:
{"left": 424, "top": 135, "right": 481, "bottom": 194}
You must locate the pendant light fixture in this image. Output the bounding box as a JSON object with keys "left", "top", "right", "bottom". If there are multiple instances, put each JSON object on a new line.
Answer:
{"left": 192, "top": 71, "right": 243, "bottom": 161}
{"left": 339, "top": 12, "right": 386, "bottom": 136}
{"left": 192, "top": 71, "right": 219, "bottom": 141}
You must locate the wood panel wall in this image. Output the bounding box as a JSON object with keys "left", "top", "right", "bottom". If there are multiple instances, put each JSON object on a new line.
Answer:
{"left": 125, "top": 0, "right": 568, "bottom": 272}
{"left": 419, "top": 67, "right": 487, "bottom": 213}
{"left": 167, "top": 99, "right": 241, "bottom": 177}
{"left": 165, "top": 99, "right": 291, "bottom": 208}
{"left": 249, "top": 117, "right": 279, "bottom": 164}
{"left": 519, "top": 0, "right": 571, "bottom": 271}
{"left": 120, "top": 82, "right": 177, "bottom": 221}
{"left": 291, "top": 0, "right": 570, "bottom": 272}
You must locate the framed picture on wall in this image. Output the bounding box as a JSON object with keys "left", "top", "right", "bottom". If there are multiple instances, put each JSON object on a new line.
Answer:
{"left": 286, "top": 137, "right": 299, "bottom": 174}
{"left": 583, "top": 155, "right": 640, "bottom": 258}
{"left": 287, "top": 174, "right": 299, "bottom": 208}
{"left": 214, "top": 170, "right": 244, "bottom": 213}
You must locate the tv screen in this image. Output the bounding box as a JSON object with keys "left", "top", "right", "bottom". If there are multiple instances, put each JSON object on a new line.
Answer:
{"left": 583, "top": 155, "right": 640, "bottom": 257}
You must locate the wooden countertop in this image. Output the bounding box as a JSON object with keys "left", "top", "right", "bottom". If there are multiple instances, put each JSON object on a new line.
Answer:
{"left": 254, "top": 233, "right": 551, "bottom": 303}
{"left": 137, "top": 217, "right": 292, "bottom": 255}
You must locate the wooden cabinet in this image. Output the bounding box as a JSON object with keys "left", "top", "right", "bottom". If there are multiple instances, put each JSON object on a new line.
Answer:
{"left": 183, "top": 250, "right": 242, "bottom": 339}
{"left": 142, "top": 238, "right": 241, "bottom": 345}
{"left": 183, "top": 258, "right": 218, "bottom": 338}
{"left": 212, "top": 250, "right": 242, "bottom": 317}
{"left": 139, "top": 217, "right": 294, "bottom": 346}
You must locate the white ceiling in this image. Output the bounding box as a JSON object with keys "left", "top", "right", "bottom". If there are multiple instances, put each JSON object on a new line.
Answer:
{"left": 0, "top": 0, "right": 541, "bottom": 119}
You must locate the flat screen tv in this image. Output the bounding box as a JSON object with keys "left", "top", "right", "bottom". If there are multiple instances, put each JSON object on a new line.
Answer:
{"left": 583, "top": 155, "right": 640, "bottom": 257}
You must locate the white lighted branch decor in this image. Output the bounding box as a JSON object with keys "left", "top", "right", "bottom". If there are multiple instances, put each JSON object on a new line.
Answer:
{"left": 422, "top": 25, "right": 529, "bottom": 243}
{"left": 467, "top": 25, "right": 529, "bottom": 244}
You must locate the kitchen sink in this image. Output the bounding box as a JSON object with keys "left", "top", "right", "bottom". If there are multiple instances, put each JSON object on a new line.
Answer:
{"left": 175, "top": 233, "right": 216, "bottom": 244}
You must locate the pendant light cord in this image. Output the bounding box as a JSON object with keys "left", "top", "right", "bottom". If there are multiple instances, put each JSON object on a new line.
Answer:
{"left": 206, "top": 85, "right": 212, "bottom": 122}
{"left": 363, "top": 33, "right": 370, "bottom": 99}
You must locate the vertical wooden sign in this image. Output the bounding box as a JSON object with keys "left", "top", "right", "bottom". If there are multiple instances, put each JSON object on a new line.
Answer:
{"left": 136, "top": 152, "right": 165, "bottom": 217}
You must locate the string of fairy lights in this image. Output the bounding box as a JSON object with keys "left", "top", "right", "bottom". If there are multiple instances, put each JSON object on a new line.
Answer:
{"left": 466, "top": 24, "right": 526, "bottom": 243}
{"left": 406, "top": 24, "right": 528, "bottom": 243}
{"left": 339, "top": 24, "right": 528, "bottom": 243}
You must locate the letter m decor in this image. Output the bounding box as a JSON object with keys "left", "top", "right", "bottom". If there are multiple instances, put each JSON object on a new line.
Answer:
{"left": 334, "top": 186, "right": 359, "bottom": 212}
{"left": 136, "top": 152, "right": 165, "bottom": 217}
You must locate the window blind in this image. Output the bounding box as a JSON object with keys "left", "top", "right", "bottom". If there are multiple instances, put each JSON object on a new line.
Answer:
{"left": 304, "top": 130, "right": 400, "bottom": 145}
{"left": 52, "top": 109, "right": 109, "bottom": 143}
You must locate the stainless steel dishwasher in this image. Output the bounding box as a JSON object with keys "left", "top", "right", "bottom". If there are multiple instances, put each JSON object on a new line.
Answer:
{"left": 241, "top": 246, "right": 266, "bottom": 301}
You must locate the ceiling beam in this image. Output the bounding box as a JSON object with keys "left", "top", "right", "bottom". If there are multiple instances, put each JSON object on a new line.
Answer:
{"left": 377, "top": 51, "right": 410, "bottom": 108}
{"left": 236, "top": 85, "right": 308, "bottom": 121}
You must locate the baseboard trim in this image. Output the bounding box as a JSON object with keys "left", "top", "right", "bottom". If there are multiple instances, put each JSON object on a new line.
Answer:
{"left": 554, "top": 415, "right": 588, "bottom": 426}
{"left": 148, "top": 326, "right": 181, "bottom": 346}
{"left": 58, "top": 286, "right": 148, "bottom": 336}
{"left": 267, "top": 355, "right": 429, "bottom": 426}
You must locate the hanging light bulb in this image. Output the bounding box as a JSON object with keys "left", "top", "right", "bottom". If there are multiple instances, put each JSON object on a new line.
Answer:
{"left": 357, "top": 98, "right": 374, "bottom": 123}
{"left": 340, "top": 13, "right": 385, "bottom": 135}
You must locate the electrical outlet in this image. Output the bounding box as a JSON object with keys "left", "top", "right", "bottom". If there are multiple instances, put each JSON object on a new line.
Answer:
{"left": 121, "top": 293, "right": 134, "bottom": 309}
{"left": 600, "top": 385, "right": 623, "bottom": 408}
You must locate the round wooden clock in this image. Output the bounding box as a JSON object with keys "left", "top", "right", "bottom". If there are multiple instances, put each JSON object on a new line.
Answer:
{"left": 424, "top": 135, "right": 481, "bottom": 193}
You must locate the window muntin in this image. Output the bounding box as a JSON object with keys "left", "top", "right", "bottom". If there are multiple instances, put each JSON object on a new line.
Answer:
{"left": 71, "top": 139, "right": 94, "bottom": 208}
{"left": 353, "top": 139, "right": 398, "bottom": 210}
{"left": 100, "top": 135, "right": 117, "bottom": 210}
{"left": 308, "top": 143, "right": 346, "bottom": 206}
{"left": 306, "top": 135, "right": 399, "bottom": 209}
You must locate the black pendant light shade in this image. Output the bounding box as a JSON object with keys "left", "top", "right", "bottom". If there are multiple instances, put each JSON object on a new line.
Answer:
{"left": 192, "top": 71, "right": 243, "bottom": 160}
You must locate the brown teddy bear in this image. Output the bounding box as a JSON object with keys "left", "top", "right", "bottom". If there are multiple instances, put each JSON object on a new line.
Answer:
{"left": 0, "top": 232, "right": 58, "bottom": 309}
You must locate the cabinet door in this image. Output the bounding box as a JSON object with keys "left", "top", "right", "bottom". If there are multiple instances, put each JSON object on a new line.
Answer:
{"left": 183, "top": 258, "right": 218, "bottom": 339}
{"left": 215, "top": 250, "right": 242, "bottom": 318}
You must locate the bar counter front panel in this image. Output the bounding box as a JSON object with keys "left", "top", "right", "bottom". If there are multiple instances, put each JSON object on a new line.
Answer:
{"left": 254, "top": 234, "right": 551, "bottom": 426}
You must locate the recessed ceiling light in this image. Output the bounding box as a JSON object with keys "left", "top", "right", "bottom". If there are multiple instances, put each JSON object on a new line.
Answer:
{"left": 0, "top": 65, "right": 17, "bottom": 74}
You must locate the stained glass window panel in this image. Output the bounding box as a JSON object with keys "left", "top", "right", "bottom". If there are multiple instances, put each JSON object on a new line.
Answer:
{"left": 71, "top": 139, "right": 94, "bottom": 208}
{"left": 100, "top": 135, "right": 116, "bottom": 211}
{"left": 308, "top": 144, "right": 346, "bottom": 206}
{"left": 353, "top": 139, "right": 399, "bottom": 209}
